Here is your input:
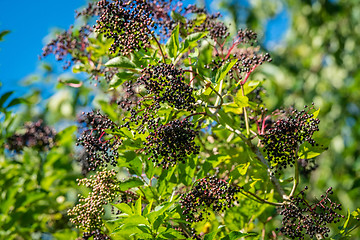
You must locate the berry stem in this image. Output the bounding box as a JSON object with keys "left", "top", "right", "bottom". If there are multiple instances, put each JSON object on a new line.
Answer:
{"left": 239, "top": 187, "right": 283, "bottom": 206}
{"left": 215, "top": 78, "right": 224, "bottom": 107}
{"left": 151, "top": 33, "right": 166, "bottom": 63}
{"left": 241, "top": 84, "right": 250, "bottom": 136}
{"left": 183, "top": 112, "right": 207, "bottom": 122}
{"left": 289, "top": 152, "right": 299, "bottom": 198}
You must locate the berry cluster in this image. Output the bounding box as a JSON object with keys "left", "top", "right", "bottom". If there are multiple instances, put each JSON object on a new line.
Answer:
{"left": 180, "top": 177, "right": 240, "bottom": 224}
{"left": 94, "top": 0, "right": 155, "bottom": 55}
{"left": 41, "top": 25, "right": 92, "bottom": 69}
{"left": 77, "top": 110, "right": 121, "bottom": 171}
{"left": 261, "top": 106, "right": 320, "bottom": 173}
{"left": 68, "top": 169, "right": 120, "bottom": 231}
{"left": 278, "top": 187, "right": 343, "bottom": 239}
{"left": 229, "top": 51, "right": 272, "bottom": 83}
{"left": 79, "top": 230, "right": 110, "bottom": 240}
{"left": 6, "top": 120, "right": 56, "bottom": 152}
{"left": 75, "top": 2, "right": 104, "bottom": 18}
{"left": 184, "top": 5, "right": 229, "bottom": 40}
{"left": 236, "top": 28, "right": 258, "bottom": 46}
{"left": 117, "top": 63, "right": 196, "bottom": 136}
{"left": 137, "top": 63, "right": 196, "bottom": 111}
{"left": 143, "top": 119, "right": 199, "bottom": 169}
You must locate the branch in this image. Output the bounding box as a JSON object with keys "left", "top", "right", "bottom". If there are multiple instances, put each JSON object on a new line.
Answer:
{"left": 239, "top": 188, "right": 283, "bottom": 206}
{"left": 151, "top": 33, "right": 166, "bottom": 63}
{"left": 220, "top": 121, "right": 288, "bottom": 200}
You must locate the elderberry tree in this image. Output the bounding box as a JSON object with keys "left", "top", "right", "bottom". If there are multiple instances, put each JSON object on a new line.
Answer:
{"left": 41, "top": 0, "right": 360, "bottom": 239}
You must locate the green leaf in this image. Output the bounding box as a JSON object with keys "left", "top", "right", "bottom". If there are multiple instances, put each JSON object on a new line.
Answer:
{"left": 113, "top": 203, "right": 134, "bottom": 215}
{"left": 220, "top": 231, "right": 258, "bottom": 240}
{"left": 110, "top": 72, "right": 134, "bottom": 88}
{"left": 6, "top": 98, "right": 26, "bottom": 108}
{"left": 243, "top": 80, "right": 260, "bottom": 95}
{"left": 122, "top": 215, "right": 150, "bottom": 226}
{"left": 105, "top": 56, "right": 136, "bottom": 69}
{"left": 298, "top": 142, "right": 324, "bottom": 159}
{"left": 170, "top": 11, "right": 186, "bottom": 24}
{"left": 143, "top": 200, "right": 153, "bottom": 216}
{"left": 234, "top": 95, "right": 249, "bottom": 108}
{"left": 340, "top": 209, "right": 351, "bottom": 234}
{"left": 214, "top": 59, "right": 238, "bottom": 83}
{"left": 134, "top": 197, "right": 142, "bottom": 215}
{"left": 204, "top": 225, "right": 226, "bottom": 240}
{"left": 0, "top": 30, "right": 10, "bottom": 41}
{"left": 158, "top": 228, "right": 185, "bottom": 239}
{"left": 153, "top": 215, "right": 165, "bottom": 231}
{"left": 0, "top": 91, "right": 14, "bottom": 108}
{"left": 204, "top": 231, "right": 218, "bottom": 240}
{"left": 166, "top": 24, "right": 180, "bottom": 59}
{"left": 235, "top": 162, "right": 250, "bottom": 176}
{"left": 223, "top": 102, "right": 243, "bottom": 114}
{"left": 146, "top": 202, "right": 173, "bottom": 224}
{"left": 119, "top": 177, "right": 144, "bottom": 191}
{"left": 312, "top": 108, "right": 320, "bottom": 119}
{"left": 58, "top": 76, "right": 83, "bottom": 88}
{"left": 180, "top": 32, "right": 208, "bottom": 54}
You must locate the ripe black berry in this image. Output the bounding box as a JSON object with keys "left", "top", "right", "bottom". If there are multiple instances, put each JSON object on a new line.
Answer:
{"left": 143, "top": 119, "right": 199, "bottom": 169}
{"left": 261, "top": 106, "right": 320, "bottom": 173}
{"left": 180, "top": 177, "right": 240, "bottom": 223}
{"left": 77, "top": 110, "right": 121, "bottom": 171}
{"left": 6, "top": 120, "right": 56, "bottom": 152}
{"left": 278, "top": 187, "right": 343, "bottom": 239}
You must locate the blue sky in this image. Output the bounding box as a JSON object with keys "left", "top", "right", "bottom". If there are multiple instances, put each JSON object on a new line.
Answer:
{"left": 0, "top": 0, "right": 86, "bottom": 90}
{"left": 0, "top": 0, "right": 288, "bottom": 96}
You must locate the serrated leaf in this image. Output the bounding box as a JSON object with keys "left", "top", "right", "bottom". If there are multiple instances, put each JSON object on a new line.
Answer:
{"left": 214, "top": 59, "right": 238, "bottom": 83}
{"left": 166, "top": 24, "right": 180, "bottom": 59}
{"left": 113, "top": 203, "right": 134, "bottom": 215}
{"left": 119, "top": 177, "right": 144, "bottom": 191}
{"left": 234, "top": 95, "right": 249, "bottom": 108}
{"left": 105, "top": 56, "right": 136, "bottom": 69}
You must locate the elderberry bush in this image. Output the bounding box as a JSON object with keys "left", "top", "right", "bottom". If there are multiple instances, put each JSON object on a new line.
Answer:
{"left": 37, "top": 0, "right": 357, "bottom": 239}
